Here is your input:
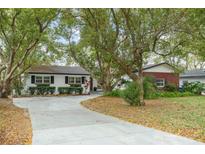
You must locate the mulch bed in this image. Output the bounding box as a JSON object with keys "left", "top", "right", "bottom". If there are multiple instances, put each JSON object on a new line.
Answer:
{"left": 0, "top": 98, "right": 32, "bottom": 144}
{"left": 81, "top": 96, "right": 205, "bottom": 143}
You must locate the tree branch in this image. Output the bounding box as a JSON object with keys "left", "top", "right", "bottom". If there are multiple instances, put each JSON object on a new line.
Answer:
{"left": 110, "top": 9, "right": 119, "bottom": 44}
{"left": 5, "top": 39, "right": 39, "bottom": 81}
{"left": 0, "top": 66, "right": 6, "bottom": 74}
{"left": 10, "top": 64, "right": 32, "bottom": 81}
{"left": 11, "top": 10, "right": 21, "bottom": 32}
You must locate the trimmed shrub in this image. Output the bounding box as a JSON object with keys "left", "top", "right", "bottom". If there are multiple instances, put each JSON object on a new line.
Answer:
{"left": 121, "top": 82, "right": 141, "bottom": 106}
{"left": 28, "top": 85, "right": 56, "bottom": 95}
{"left": 104, "top": 89, "right": 123, "bottom": 97}
{"left": 48, "top": 87, "right": 56, "bottom": 94}
{"left": 29, "top": 87, "right": 36, "bottom": 95}
{"left": 58, "top": 87, "right": 83, "bottom": 94}
{"left": 164, "top": 83, "right": 178, "bottom": 92}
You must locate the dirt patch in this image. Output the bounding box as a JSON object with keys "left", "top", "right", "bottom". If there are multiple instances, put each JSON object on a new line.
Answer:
{"left": 0, "top": 98, "right": 32, "bottom": 144}
{"left": 81, "top": 96, "right": 205, "bottom": 143}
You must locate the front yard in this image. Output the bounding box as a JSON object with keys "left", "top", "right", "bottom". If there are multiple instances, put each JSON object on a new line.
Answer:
{"left": 0, "top": 98, "right": 32, "bottom": 144}
{"left": 81, "top": 96, "right": 205, "bottom": 143}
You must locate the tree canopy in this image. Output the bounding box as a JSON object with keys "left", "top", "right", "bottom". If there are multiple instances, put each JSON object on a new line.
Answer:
{"left": 0, "top": 8, "right": 59, "bottom": 97}
{"left": 0, "top": 8, "right": 204, "bottom": 100}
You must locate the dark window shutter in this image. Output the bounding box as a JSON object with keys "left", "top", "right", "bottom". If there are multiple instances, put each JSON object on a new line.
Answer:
{"left": 51, "top": 76, "right": 54, "bottom": 84}
{"left": 82, "top": 77, "right": 85, "bottom": 84}
{"left": 65, "top": 76, "right": 68, "bottom": 84}
{"left": 31, "top": 75, "right": 35, "bottom": 84}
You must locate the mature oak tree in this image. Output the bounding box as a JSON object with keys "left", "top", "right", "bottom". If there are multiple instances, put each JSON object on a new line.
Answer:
{"left": 82, "top": 9, "right": 187, "bottom": 105}
{"left": 0, "top": 9, "right": 59, "bottom": 98}
{"left": 59, "top": 9, "right": 123, "bottom": 92}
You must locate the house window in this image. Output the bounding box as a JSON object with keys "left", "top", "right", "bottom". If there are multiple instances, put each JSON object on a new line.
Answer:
{"left": 155, "top": 78, "right": 165, "bottom": 88}
{"left": 35, "top": 76, "right": 50, "bottom": 84}
{"left": 68, "top": 77, "right": 75, "bottom": 84}
{"left": 76, "top": 77, "right": 82, "bottom": 84}
{"left": 35, "top": 76, "right": 43, "bottom": 84}
{"left": 44, "top": 76, "right": 50, "bottom": 84}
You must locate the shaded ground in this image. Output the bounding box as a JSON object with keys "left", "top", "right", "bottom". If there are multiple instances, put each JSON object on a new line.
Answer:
{"left": 81, "top": 96, "right": 205, "bottom": 143}
{"left": 0, "top": 98, "right": 32, "bottom": 144}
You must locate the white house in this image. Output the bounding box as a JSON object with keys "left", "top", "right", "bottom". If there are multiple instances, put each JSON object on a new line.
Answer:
{"left": 24, "top": 65, "right": 97, "bottom": 94}
{"left": 180, "top": 69, "right": 205, "bottom": 87}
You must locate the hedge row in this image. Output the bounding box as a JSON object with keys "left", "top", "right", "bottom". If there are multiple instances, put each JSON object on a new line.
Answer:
{"left": 58, "top": 87, "right": 83, "bottom": 94}
{"left": 28, "top": 85, "right": 83, "bottom": 95}
{"left": 105, "top": 89, "right": 196, "bottom": 99}
{"left": 29, "top": 85, "right": 56, "bottom": 95}
{"left": 149, "top": 91, "right": 196, "bottom": 99}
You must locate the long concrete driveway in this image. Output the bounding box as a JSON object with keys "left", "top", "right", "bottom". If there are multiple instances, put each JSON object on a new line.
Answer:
{"left": 14, "top": 95, "right": 202, "bottom": 145}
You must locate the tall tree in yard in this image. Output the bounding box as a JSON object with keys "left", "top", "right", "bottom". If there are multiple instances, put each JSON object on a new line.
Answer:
{"left": 59, "top": 9, "right": 123, "bottom": 92}
{"left": 84, "top": 9, "right": 187, "bottom": 105}
{"left": 76, "top": 9, "right": 123, "bottom": 92}
{"left": 0, "top": 9, "right": 59, "bottom": 98}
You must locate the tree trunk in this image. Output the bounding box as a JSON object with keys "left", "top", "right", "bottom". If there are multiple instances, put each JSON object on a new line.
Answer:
{"left": 102, "top": 82, "right": 113, "bottom": 93}
{"left": 137, "top": 66, "right": 145, "bottom": 106}
{"left": 0, "top": 80, "right": 11, "bottom": 98}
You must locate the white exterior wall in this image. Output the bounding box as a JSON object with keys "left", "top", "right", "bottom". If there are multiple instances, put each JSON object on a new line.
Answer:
{"left": 179, "top": 77, "right": 205, "bottom": 87}
{"left": 143, "top": 64, "right": 175, "bottom": 73}
{"left": 25, "top": 74, "right": 91, "bottom": 94}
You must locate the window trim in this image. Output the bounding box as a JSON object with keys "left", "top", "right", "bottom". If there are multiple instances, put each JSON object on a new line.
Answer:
{"left": 75, "top": 77, "right": 82, "bottom": 84}
{"left": 68, "top": 76, "right": 75, "bottom": 84}
{"left": 35, "top": 76, "right": 43, "bottom": 84}
{"left": 35, "top": 76, "right": 51, "bottom": 84}
{"left": 43, "top": 76, "right": 51, "bottom": 84}
{"left": 155, "top": 78, "right": 165, "bottom": 88}
{"left": 66, "top": 76, "right": 82, "bottom": 85}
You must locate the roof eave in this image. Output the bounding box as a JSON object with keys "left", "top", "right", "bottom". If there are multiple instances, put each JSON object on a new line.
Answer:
{"left": 28, "top": 72, "right": 90, "bottom": 75}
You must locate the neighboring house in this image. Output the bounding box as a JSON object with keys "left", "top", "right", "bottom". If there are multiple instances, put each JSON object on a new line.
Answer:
{"left": 24, "top": 65, "right": 97, "bottom": 94}
{"left": 179, "top": 69, "right": 205, "bottom": 87}
{"left": 120, "top": 62, "right": 179, "bottom": 88}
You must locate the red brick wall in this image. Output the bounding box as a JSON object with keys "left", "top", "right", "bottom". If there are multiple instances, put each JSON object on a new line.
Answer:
{"left": 143, "top": 72, "right": 179, "bottom": 87}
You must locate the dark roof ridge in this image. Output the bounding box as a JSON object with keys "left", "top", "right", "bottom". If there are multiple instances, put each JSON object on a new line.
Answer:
{"left": 28, "top": 65, "right": 90, "bottom": 75}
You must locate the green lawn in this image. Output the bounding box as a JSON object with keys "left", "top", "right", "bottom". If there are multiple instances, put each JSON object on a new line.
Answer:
{"left": 161, "top": 96, "right": 205, "bottom": 130}
{"left": 82, "top": 96, "right": 205, "bottom": 142}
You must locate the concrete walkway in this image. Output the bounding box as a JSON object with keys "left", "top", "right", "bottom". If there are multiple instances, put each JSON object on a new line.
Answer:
{"left": 14, "top": 95, "right": 203, "bottom": 145}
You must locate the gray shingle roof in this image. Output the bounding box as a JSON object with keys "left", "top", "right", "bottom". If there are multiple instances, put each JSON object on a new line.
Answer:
{"left": 28, "top": 65, "right": 90, "bottom": 75}
{"left": 180, "top": 69, "right": 205, "bottom": 78}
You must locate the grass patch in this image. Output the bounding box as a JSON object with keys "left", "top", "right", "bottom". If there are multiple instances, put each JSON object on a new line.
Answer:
{"left": 81, "top": 96, "right": 205, "bottom": 143}
{"left": 0, "top": 98, "right": 32, "bottom": 144}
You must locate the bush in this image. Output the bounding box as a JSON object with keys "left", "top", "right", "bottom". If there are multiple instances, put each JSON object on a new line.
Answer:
{"left": 58, "top": 87, "right": 83, "bottom": 94}
{"left": 29, "top": 87, "right": 36, "bottom": 95}
{"left": 164, "top": 83, "right": 178, "bottom": 92}
{"left": 143, "top": 77, "right": 157, "bottom": 99}
{"left": 29, "top": 85, "right": 56, "bottom": 95}
{"left": 104, "top": 89, "right": 123, "bottom": 97}
{"left": 152, "top": 91, "right": 195, "bottom": 98}
{"left": 121, "top": 82, "right": 141, "bottom": 106}
{"left": 183, "top": 82, "right": 205, "bottom": 95}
